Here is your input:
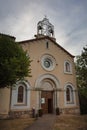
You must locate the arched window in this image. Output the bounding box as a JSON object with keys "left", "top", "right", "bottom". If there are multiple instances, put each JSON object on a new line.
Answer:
{"left": 11, "top": 81, "right": 30, "bottom": 109}
{"left": 66, "top": 87, "right": 70, "bottom": 101}
{"left": 65, "top": 85, "right": 74, "bottom": 104}
{"left": 17, "top": 86, "right": 24, "bottom": 103}
{"left": 65, "top": 62, "right": 70, "bottom": 72}
{"left": 64, "top": 61, "right": 72, "bottom": 74}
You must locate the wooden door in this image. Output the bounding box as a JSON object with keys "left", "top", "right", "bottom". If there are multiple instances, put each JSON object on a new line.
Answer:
{"left": 41, "top": 91, "right": 53, "bottom": 114}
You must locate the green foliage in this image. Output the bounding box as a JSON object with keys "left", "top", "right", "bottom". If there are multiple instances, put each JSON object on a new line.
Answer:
{"left": 76, "top": 46, "right": 87, "bottom": 88}
{"left": 38, "top": 109, "right": 43, "bottom": 117}
{"left": 75, "top": 45, "right": 87, "bottom": 114}
{"left": 79, "top": 93, "right": 87, "bottom": 114}
{"left": 56, "top": 107, "right": 60, "bottom": 115}
{"left": 0, "top": 35, "right": 31, "bottom": 88}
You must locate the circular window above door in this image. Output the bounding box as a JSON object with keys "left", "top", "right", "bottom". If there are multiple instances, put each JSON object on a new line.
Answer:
{"left": 44, "top": 58, "right": 52, "bottom": 68}
{"left": 41, "top": 54, "right": 56, "bottom": 71}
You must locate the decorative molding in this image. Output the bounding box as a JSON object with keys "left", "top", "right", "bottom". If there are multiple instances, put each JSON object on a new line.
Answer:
{"left": 40, "top": 54, "right": 56, "bottom": 71}
{"left": 64, "top": 60, "right": 72, "bottom": 74}
{"left": 35, "top": 73, "right": 60, "bottom": 90}
{"left": 64, "top": 83, "right": 76, "bottom": 107}
{"left": 11, "top": 80, "right": 31, "bottom": 110}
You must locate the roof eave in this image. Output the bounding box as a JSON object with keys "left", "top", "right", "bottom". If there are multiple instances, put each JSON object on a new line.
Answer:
{"left": 18, "top": 36, "right": 75, "bottom": 58}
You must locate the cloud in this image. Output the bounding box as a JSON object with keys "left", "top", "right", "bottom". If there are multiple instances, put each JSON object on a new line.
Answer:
{"left": 0, "top": 0, "right": 87, "bottom": 56}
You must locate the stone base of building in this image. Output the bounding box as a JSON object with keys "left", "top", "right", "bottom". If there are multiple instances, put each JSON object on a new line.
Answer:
{"left": 0, "top": 114, "right": 9, "bottom": 119}
{"left": 60, "top": 107, "right": 80, "bottom": 115}
{"left": 0, "top": 110, "right": 32, "bottom": 119}
{"left": 0, "top": 107, "right": 80, "bottom": 119}
{"left": 9, "top": 110, "right": 32, "bottom": 119}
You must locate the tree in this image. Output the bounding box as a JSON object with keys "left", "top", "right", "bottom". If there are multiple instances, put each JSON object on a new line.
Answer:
{"left": 0, "top": 34, "right": 31, "bottom": 88}
{"left": 75, "top": 45, "right": 87, "bottom": 114}
{"left": 76, "top": 46, "right": 87, "bottom": 96}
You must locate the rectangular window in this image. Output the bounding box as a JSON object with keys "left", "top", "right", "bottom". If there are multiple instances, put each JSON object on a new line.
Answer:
{"left": 18, "top": 86, "right": 24, "bottom": 103}
{"left": 46, "top": 42, "right": 49, "bottom": 49}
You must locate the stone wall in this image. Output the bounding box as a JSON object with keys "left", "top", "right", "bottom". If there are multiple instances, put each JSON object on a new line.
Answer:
{"left": 9, "top": 110, "right": 32, "bottom": 118}
{"left": 60, "top": 107, "right": 80, "bottom": 115}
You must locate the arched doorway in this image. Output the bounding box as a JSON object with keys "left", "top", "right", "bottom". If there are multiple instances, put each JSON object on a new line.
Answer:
{"left": 41, "top": 91, "right": 53, "bottom": 114}
{"left": 35, "top": 74, "right": 60, "bottom": 114}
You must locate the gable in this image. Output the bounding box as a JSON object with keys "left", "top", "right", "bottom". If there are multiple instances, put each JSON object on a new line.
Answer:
{"left": 19, "top": 36, "right": 74, "bottom": 58}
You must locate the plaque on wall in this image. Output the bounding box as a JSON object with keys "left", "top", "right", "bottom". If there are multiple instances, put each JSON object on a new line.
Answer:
{"left": 41, "top": 98, "right": 45, "bottom": 104}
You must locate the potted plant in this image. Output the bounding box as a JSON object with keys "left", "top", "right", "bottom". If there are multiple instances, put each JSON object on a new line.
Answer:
{"left": 56, "top": 107, "right": 60, "bottom": 115}
{"left": 38, "top": 109, "right": 43, "bottom": 117}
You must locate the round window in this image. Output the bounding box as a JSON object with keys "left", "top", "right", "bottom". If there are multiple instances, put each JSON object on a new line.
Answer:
{"left": 41, "top": 54, "right": 56, "bottom": 71}
{"left": 44, "top": 59, "right": 52, "bottom": 68}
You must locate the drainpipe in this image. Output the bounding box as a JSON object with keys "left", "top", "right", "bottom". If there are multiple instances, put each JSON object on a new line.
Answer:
{"left": 39, "top": 90, "right": 41, "bottom": 108}
{"left": 56, "top": 89, "right": 57, "bottom": 108}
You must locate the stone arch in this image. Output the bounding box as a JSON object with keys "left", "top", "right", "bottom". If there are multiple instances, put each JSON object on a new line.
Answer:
{"left": 15, "top": 80, "right": 31, "bottom": 90}
{"left": 35, "top": 74, "right": 60, "bottom": 90}
{"left": 64, "top": 82, "right": 75, "bottom": 91}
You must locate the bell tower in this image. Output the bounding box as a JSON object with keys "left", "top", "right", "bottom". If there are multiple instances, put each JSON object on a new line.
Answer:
{"left": 35, "top": 17, "right": 55, "bottom": 39}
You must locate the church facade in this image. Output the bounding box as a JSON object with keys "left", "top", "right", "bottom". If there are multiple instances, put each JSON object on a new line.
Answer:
{"left": 0, "top": 17, "right": 80, "bottom": 118}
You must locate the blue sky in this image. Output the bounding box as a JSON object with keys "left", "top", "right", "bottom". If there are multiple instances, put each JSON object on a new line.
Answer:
{"left": 0, "top": 0, "right": 87, "bottom": 56}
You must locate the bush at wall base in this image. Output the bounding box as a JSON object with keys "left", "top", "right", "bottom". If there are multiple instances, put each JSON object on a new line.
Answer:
{"left": 56, "top": 107, "right": 60, "bottom": 115}
{"left": 38, "top": 109, "right": 43, "bottom": 117}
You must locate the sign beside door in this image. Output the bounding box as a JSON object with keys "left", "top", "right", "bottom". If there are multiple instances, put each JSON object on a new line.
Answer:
{"left": 41, "top": 98, "right": 45, "bottom": 104}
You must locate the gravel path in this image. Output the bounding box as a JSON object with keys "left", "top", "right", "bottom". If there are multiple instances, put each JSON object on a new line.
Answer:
{"left": 24, "top": 114, "right": 56, "bottom": 130}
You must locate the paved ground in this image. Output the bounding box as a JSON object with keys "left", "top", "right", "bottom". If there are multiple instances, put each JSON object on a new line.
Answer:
{"left": 24, "top": 114, "right": 56, "bottom": 130}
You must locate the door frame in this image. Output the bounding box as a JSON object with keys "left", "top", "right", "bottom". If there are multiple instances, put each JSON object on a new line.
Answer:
{"left": 41, "top": 91, "right": 53, "bottom": 114}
